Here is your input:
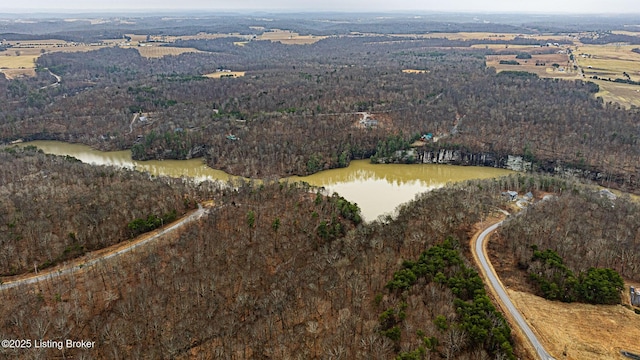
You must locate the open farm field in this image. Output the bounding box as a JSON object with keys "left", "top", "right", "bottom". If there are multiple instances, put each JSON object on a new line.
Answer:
{"left": 149, "top": 29, "right": 325, "bottom": 45}
{"left": 396, "top": 32, "right": 571, "bottom": 42}
{"left": 508, "top": 289, "right": 640, "bottom": 360}
{"left": 394, "top": 32, "right": 520, "bottom": 40}
{"left": 257, "top": 29, "right": 327, "bottom": 44}
{"left": 470, "top": 44, "right": 543, "bottom": 51}
{"left": 612, "top": 30, "right": 640, "bottom": 37}
{"left": 573, "top": 44, "right": 640, "bottom": 107}
{"left": 0, "top": 54, "right": 38, "bottom": 68}
{"left": 591, "top": 79, "right": 640, "bottom": 108}
{"left": 576, "top": 44, "right": 640, "bottom": 81}
{"left": 486, "top": 53, "right": 580, "bottom": 79}
{"left": 0, "top": 40, "right": 107, "bottom": 77}
{"left": 123, "top": 33, "right": 149, "bottom": 43}
{"left": 149, "top": 32, "right": 248, "bottom": 42}
{"left": 5, "top": 40, "right": 106, "bottom": 55}
{"left": 134, "top": 45, "right": 202, "bottom": 58}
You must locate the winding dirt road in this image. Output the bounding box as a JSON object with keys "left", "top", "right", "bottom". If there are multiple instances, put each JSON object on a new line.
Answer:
{"left": 0, "top": 203, "right": 211, "bottom": 291}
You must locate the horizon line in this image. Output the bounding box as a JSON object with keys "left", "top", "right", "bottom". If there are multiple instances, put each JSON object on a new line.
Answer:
{"left": 2, "top": 9, "right": 640, "bottom": 16}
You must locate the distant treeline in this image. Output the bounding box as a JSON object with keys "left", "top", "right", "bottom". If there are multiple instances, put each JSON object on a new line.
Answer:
{"left": 580, "top": 33, "right": 640, "bottom": 45}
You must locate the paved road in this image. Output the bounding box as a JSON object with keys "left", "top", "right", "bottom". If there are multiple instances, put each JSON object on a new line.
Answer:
{"left": 0, "top": 204, "right": 208, "bottom": 291}
{"left": 475, "top": 221, "right": 555, "bottom": 360}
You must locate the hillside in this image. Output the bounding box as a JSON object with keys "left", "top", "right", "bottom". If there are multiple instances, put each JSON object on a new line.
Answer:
{"left": 0, "top": 178, "right": 530, "bottom": 359}
{"left": 492, "top": 188, "right": 640, "bottom": 287}
{"left": 0, "top": 146, "right": 206, "bottom": 276}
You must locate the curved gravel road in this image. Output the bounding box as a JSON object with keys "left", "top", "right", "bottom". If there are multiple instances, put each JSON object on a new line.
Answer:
{"left": 475, "top": 221, "right": 555, "bottom": 360}
{"left": 0, "top": 204, "right": 208, "bottom": 291}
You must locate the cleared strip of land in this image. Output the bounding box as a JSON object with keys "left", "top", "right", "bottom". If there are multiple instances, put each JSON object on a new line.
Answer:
{"left": 204, "top": 71, "right": 246, "bottom": 78}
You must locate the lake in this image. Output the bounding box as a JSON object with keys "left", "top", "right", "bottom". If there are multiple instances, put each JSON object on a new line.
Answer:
{"left": 20, "top": 140, "right": 514, "bottom": 221}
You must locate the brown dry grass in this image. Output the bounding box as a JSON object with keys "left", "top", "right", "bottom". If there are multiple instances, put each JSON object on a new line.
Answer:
{"left": 0, "top": 54, "right": 38, "bottom": 68}
{"left": 257, "top": 29, "right": 326, "bottom": 45}
{"left": 573, "top": 44, "right": 640, "bottom": 107}
{"left": 0, "top": 68, "right": 36, "bottom": 79}
{"left": 134, "top": 45, "right": 202, "bottom": 58}
{"left": 150, "top": 32, "right": 249, "bottom": 43}
{"left": 204, "top": 71, "right": 246, "bottom": 78}
{"left": 394, "top": 32, "right": 519, "bottom": 40}
{"left": 402, "top": 69, "right": 430, "bottom": 74}
{"left": 486, "top": 53, "right": 580, "bottom": 79}
{"left": 611, "top": 30, "right": 640, "bottom": 37}
{"left": 576, "top": 44, "right": 640, "bottom": 81}
{"left": 149, "top": 30, "right": 325, "bottom": 46}
{"left": 484, "top": 212, "right": 640, "bottom": 360}
{"left": 508, "top": 289, "right": 640, "bottom": 360}
{"left": 592, "top": 79, "right": 640, "bottom": 108}
{"left": 0, "top": 40, "right": 108, "bottom": 77}
{"left": 470, "top": 44, "right": 544, "bottom": 51}
{"left": 124, "top": 34, "right": 149, "bottom": 42}
{"left": 395, "top": 32, "right": 570, "bottom": 42}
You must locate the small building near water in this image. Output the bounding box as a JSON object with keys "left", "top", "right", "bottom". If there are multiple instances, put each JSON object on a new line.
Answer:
{"left": 631, "top": 287, "right": 640, "bottom": 306}
{"left": 502, "top": 191, "right": 518, "bottom": 201}
{"left": 420, "top": 133, "right": 433, "bottom": 141}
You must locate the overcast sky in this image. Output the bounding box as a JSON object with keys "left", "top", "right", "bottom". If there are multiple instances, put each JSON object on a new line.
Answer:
{"left": 4, "top": 0, "right": 639, "bottom": 14}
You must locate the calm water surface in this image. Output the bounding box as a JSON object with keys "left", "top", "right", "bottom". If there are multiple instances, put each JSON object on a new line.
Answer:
{"left": 21, "top": 140, "right": 514, "bottom": 221}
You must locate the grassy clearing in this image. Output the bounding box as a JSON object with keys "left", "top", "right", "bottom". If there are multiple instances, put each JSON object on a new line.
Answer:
{"left": 148, "top": 30, "right": 325, "bottom": 46}
{"left": 470, "top": 44, "right": 543, "bottom": 50}
{"left": 395, "top": 32, "right": 520, "bottom": 40}
{"left": 576, "top": 44, "right": 640, "bottom": 81}
{"left": 573, "top": 44, "right": 640, "bottom": 107}
{"left": 508, "top": 287, "right": 640, "bottom": 360}
{"left": 611, "top": 30, "right": 640, "bottom": 37}
{"left": 486, "top": 53, "right": 580, "bottom": 79}
{"left": 150, "top": 32, "right": 248, "bottom": 43}
{"left": 592, "top": 80, "right": 640, "bottom": 108}
{"left": 0, "top": 68, "right": 36, "bottom": 79}
{"left": 0, "top": 39, "right": 109, "bottom": 77}
{"left": 124, "top": 34, "right": 149, "bottom": 43}
{"left": 402, "top": 69, "right": 430, "bottom": 74}
{"left": 134, "top": 46, "right": 202, "bottom": 58}
{"left": 0, "top": 54, "right": 38, "bottom": 69}
{"left": 396, "top": 32, "right": 570, "bottom": 42}
{"left": 203, "top": 71, "right": 246, "bottom": 78}
{"left": 257, "top": 29, "right": 326, "bottom": 44}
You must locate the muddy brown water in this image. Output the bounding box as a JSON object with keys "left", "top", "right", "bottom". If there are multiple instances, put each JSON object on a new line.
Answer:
{"left": 20, "top": 140, "right": 514, "bottom": 221}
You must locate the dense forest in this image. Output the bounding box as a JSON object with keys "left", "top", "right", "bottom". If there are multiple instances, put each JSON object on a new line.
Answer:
{"left": 1, "top": 13, "right": 640, "bottom": 359}
{"left": 1, "top": 167, "right": 545, "bottom": 359}
{"left": 1, "top": 33, "right": 639, "bottom": 191}
{"left": 0, "top": 149, "right": 633, "bottom": 359}
{"left": 491, "top": 186, "right": 640, "bottom": 295}
{"left": 0, "top": 146, "right": 208, "bottom": 276}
